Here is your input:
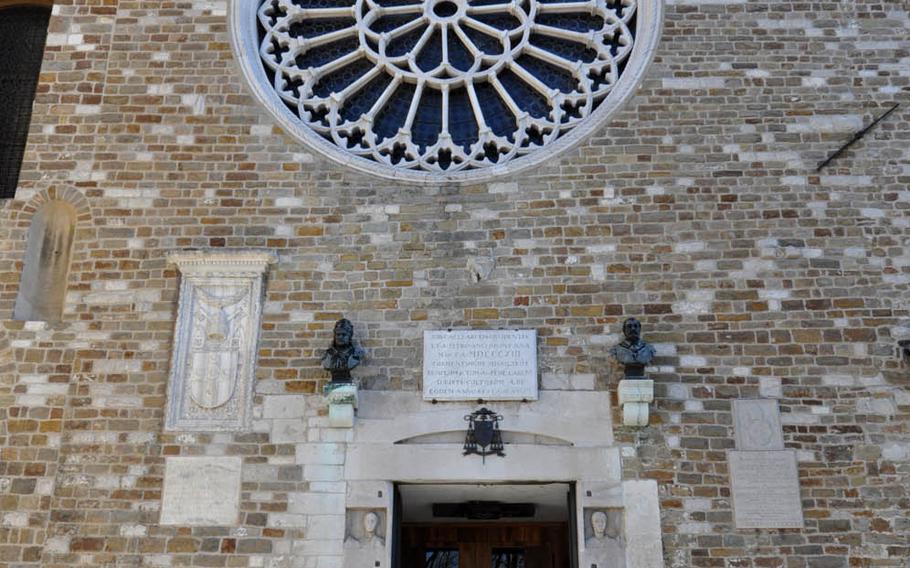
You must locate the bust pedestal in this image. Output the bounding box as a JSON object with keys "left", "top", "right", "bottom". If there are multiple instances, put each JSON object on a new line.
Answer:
{"left": 618, "top": 379, "right": 654, "bottom": 427}
{"left": 325, "top": 382, "right": 359, "bottom": 428}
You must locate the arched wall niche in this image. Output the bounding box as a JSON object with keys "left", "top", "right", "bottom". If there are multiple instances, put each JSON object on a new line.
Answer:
{"left": 11, "top": 187, "right": 90, "bottom": 322}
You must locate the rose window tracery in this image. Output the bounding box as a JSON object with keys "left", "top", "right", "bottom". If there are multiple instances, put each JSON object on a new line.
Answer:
{"left": 233, "top": 0, "right": 661, "bottom": 181}
{"left": 254, "top": 0, "right": 640, "bottom": 176}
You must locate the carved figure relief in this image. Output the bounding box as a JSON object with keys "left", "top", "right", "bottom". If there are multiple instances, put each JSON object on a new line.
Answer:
{"left": 585, "top": 509, "right": 622, "bottom": 546}
{"left": 165, "top": 250, "right": 276, "bottom": 431}
{"left": 583, "top": 508, "right": 625, "bottom": 568}
{"left": 343, "top": 509, "right": 387, "bottom": 568}
{"left": 345, "top": 511, "right": 386, "bottom": 550}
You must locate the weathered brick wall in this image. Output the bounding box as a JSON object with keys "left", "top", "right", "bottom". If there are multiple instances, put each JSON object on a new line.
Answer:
{"left": 0, "top": 0, "right": 908, "bottom": 566}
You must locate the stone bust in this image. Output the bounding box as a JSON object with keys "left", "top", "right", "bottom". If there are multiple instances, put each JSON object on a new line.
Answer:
{"left": 322, "top": 318, "right": 364, "bottom": 384}
{"left": 611, "top": 317, "right": 655, "bottom": 372}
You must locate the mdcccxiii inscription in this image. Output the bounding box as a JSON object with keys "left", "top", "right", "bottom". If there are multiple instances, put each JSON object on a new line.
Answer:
{"left": 423, "top": 330, "right": 538, "bottom": 401}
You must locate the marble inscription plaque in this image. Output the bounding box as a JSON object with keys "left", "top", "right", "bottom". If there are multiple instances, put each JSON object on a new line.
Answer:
{"left": 160, "top": 457, "right": 242, "bottom": 526}
{"left": 423, "top": 330, "right": 538, "bottom": 401}
{"left": 729, "top": 450, "right": 803, "bottom": 529}
{"left": 733, "top": 399, "right": 784, "bottom": 450}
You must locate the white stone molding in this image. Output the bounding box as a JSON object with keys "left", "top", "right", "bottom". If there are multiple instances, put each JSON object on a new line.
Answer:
{"left": 165, "top": 249, "right": 277, "bottom": 431}
{"left": 230, "top": 0, "right": 664, "bottom": 183}
{"left": 618, "top": 378, "right": 653, "bottom": 426}
{"left": 326, "top": 382, "right": 360, "bottom": 428}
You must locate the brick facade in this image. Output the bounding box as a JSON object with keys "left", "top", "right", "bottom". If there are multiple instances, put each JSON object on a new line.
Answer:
{"left": 1, "top": 0, "right": 908, "bottom": 566}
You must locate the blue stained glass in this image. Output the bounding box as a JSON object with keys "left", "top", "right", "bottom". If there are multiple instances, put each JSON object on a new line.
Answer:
{"left": 516, "top": 54, "right": 577, "bottom": 93}
{"left": 472, "top": 13, "right": 520, "bottom": 31}
{"left": 499, "top": 68, "right": 550, "bottom": 118}
{"left": 535, "top": 13, "right": 605, "bottom": 32}
{"left": 413, "top": 89, "right": 442, "bottom": 150}
{"left": 387, "top": 27, "right": 425, "bottom": 57}
{"left": 371, "top": 13, "right": 418, "bottom": 33}
{"left": 290, "top": 18, "right": 354, "bottom": 39}
{"left": 312, "top": 58, "right": 373, "bottom": 97}
{"left": 530, "top": 33, "right": 598, "bottom": 64}
{"left": 340, "top": 74, "right": 393, "bottom": 122}
{"left": 448, "top": 33, "right": 474, "bottom": 72}
{"left": 449, "top": 88, "right": 478, "bottom": 151}
{"left": 416, "top": 30, "right": 444, "bottom": 72}
{"left": 374, "top": 83, "right": 416, "bottom": 142}
{"left": 292, "top": 0, "right": 352, "bottom": 8}
{"left": 476, "top": 82, "right": 516, "bottom": 140}
{"left": 376, "top": 0, "right": 421, "bottom": 7}
{"left": 461, "top": 26, "right": 502, "bottom": 55}
{"left": 295, "top": 37, "right": 360, "bottom": 69}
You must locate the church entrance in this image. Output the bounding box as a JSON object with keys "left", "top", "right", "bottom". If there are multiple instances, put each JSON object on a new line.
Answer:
{"left": 394, "top": 483, "right": 576, "bottom": 568}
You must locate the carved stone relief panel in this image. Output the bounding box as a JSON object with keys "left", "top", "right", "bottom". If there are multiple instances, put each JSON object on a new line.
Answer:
{"left": 582, "top": 508, "right": 625, "bottom": 568}
{"left": 733, "top": 399, "right": 784, "bottom": 451}
{"left": 343, "top": 509, "right": 387, "bottom": 568}
{"left": 165, "top": 250, "right": 276, "bottom": 431}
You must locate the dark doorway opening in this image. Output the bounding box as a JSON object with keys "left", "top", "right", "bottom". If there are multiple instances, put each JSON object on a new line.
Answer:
{"left": 394, "top": 483, "right": 577, "bottom": 568}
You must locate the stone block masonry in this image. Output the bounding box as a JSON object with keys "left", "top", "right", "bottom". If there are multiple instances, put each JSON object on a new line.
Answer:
{"left": 0, "top": 0, "right": 909, "bottom": 567}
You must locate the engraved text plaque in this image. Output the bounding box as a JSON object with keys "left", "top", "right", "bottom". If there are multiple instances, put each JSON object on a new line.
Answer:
{"left": 423, "top": 330, "right": 538, "bottom": 401}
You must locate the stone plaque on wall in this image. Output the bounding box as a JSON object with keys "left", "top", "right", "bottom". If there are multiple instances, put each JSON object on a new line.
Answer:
{"left": 729, "top": 450, "right": 803, "bottom": 529}
{"left": 161, "top": 457, "right": 242, "bottom": 526}
{"left": 733, "top": 399, "right": 784, "bottom": 450}
{"left": 423, "top": 330, "right": 538, "bottom": 401}
{"left": 165, "top": 250, "right": 276, "bottom": 431}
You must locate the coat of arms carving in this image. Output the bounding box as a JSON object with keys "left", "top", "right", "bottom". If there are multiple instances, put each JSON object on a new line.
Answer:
{"left": 165, "top": 250, "right": 276, "bottom": 431}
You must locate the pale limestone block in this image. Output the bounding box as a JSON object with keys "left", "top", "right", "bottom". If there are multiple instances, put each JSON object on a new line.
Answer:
{"left": 1, "top": 512, "right": 28, "bottom": 528}
{"left": 679, "top": 355, "right": 707, "bottom": 367}
{"left": 263, "top": 395, "right": 310, "bottom": 419}
{"left": 304, "top": 465, "right": 344, "bottom": 482}
{"left": 329, "top": 404, "right": 355, "bottom": 428}
{"left": 292, "top": 538, "right": 344, "bottom": 556}
{"left": 346, "top": 481, "right": 393, "bottom": 509}
{"left": 288, "top": 493, "right": 346, "bottom": 515}
{"left": 272, "top": 419, "right": 308, "bottom": 443}
{"left": 160, "top": 457, "right": 242, "bottom": 525}
{"left": 759, "top": 377, "right": 782, "bottom": 398}
{"left": 269, "top": 513, "right": 308, "bottom": 528}
{"left": 306, "top": 515, "right": 346, "bottom": 539}
{"left": 119, "top": 523, "right": 147, "bottom": 537}
{"left": 43, "top": 536, "right": 71, "bottom": 554}
{"left": 623, "top": 480, "right": 664, "bottom": 568}
{"left": 310, "top": 482, "right": 347, "bottom": 493}
{"left": 297, "top": 443, "right": 346, "bottom": 465}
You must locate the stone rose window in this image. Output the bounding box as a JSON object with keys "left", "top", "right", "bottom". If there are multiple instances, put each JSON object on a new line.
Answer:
{"left": 231, "top": 0, "right": 662, "bottom": 182}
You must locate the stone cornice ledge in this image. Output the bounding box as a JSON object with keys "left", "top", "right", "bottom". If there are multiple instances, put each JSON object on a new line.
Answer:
{"left": 167, "top": 249, "right": 278, "bottom": 275}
